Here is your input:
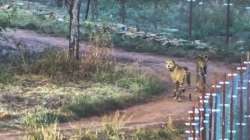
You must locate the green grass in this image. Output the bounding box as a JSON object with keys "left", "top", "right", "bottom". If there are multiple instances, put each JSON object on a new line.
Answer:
{"left": 22, "top": 108, "right": 69, "bottom": 127}
{"left": 0, "top": 65, "right": 15, "bottom": 84}
{"left": 0, "top": 71, "right": 163, "bottom": 127}
{"left": 0, "top": 7, "right": 68, "bottom": 36}
{"left": 24, "top": 116, "right": 184, "bottom": 140}
{"left": 0, "top": 48, "right": 164, "bottom": 127}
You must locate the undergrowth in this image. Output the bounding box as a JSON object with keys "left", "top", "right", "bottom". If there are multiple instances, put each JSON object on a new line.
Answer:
{"left": 24, "top": 114, "right": 183, "bottom": 140}
{"left": 0, "top": 5, "right": 244, "bottom": 63}
{"left": 0, "top": 28, "right": 164, "bottom": 127}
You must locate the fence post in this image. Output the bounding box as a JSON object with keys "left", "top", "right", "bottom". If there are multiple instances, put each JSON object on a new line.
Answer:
{"left": 238, "top": 63, "right": 246, "bottom": 140}
{"left": 229, "top": 73, "right": 235, "bottom": 140}
{"left": 186, "top": 61, "right": 250, "bottom": 140}
{"left": 192, "top": 106, "right": 196, "bottom": 140}
{"left": 247, "top": 62, "right": 250, "bottom": 140}
{"left": 221, "top": 74, "right": 227, "bottom": 140}
{"left": 200, "top": 94, "right": 206, "bottom": 140}
{"left": 208, "top": 91, "right": 213, "bottom": 140}
{"left": 212, "top": 85, "right": 219, "bottom": 140}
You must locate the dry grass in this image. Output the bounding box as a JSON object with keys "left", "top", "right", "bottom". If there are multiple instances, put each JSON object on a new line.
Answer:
{"left": 24, "top": 115, "right": 183, "bottom": 140}
{"left": 25, "top": 123, "right": 64, "bottom": 140}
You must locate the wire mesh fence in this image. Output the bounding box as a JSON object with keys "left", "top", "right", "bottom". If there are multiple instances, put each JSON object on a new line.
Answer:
{"left": 186, "top": 61, "right": 250, "bottom": 140}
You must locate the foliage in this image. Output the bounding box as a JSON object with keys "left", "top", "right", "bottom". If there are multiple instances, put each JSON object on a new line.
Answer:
{"left": 0, "top": 1, "right": 249, "bottom": 62}
{"left": 0, "top": 65, "right": 15, "bottom": 84}
{"left": 25, "top": 115, "right": 183, "bottom": 140}
{"left": 64, "top": 70, "right": 164, "bottom": 118}
{"left": 0, "top": 48, "right": 164, "bottom": 127}
{"left": 22, "top": 108, "right": 68, "bottom": 127}
{"left": 25, "top": 123, "right": 64, "bottom": 140}
{"left": 112, "top": 33, "right": 206, "bottom": 58}
{"left": 30, "top": 49, "right": 80, "bottom": 81}
{"left": 0, "top": 6, "right": 68, "bottom": 36}
{"left": 0, "top": 22, "right": 165, "bottom": 127}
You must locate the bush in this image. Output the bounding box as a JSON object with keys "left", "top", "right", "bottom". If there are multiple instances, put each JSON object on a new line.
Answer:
{"left": 64, "top": 85, "right": 135, "bottom": 118}
{"left": 25, "top": 115, "right": 183, "bottom": 140}
{"left": 25, "top": 124, "right": 64, "bottom": 140}
{"left": 30, "top": 49, "right": 80, "bottom": 81}
{"left": 0, "top": 65, "right": 15, "bottom": 84}
{"left": 22, "top": 109, "right": 68, "bottom": 127}
{"left": 112, "top": 33, "right": 206, "bottom": 58}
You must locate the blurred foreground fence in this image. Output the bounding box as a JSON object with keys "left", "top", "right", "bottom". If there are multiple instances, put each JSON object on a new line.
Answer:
{"left": 186, "top": 61, "right": 250, "bottom": 140}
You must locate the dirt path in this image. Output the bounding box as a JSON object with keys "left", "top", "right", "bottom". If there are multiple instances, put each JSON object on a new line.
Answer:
{"left": 0, "top": 29, "right": 232, "bottom": 139}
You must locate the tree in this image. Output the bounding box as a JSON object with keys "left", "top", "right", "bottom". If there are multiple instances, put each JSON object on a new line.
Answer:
{"left": 117, "top": 0, "right": 126, "bottom": 24}
{"left": 91, "top": 0, "right": 98, "bottom": 20}
{"left": 65, "top": 0, "right": 82, "bottom": 60}
{"left": 85, "top": 0, "right": 91, "bottom": 20}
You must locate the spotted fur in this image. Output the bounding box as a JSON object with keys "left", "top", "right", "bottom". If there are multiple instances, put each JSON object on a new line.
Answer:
{"left": 165, "top": 59, "right": 191, "bottom": 101}
{"left": 196, "top": 55, "right": 208, "bottom": 93}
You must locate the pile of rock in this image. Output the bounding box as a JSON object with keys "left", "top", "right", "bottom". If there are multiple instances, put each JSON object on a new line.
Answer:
{"left": 85, "top": 21, "right": 209, "bottom": 49}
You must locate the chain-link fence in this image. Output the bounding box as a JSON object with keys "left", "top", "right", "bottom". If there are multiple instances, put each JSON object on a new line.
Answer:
{"left": 186, "top": 61, "right": 250, "bottom": 140}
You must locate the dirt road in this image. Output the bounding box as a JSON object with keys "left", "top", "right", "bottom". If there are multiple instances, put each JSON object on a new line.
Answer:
{"left": 0, "top": 29, "right": 232, "bottom": 139}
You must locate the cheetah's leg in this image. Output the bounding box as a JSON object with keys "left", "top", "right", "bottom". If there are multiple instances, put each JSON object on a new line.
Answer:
{"left": 173, "top": 82, "right": 179, "bottom": 98}
{"left": 177, "top": 83, "right": 185, "bottom": 102}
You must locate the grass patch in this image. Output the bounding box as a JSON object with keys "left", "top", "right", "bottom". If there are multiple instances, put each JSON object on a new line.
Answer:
{"left": 25, "top": 123, "right": 64, "bottom": 140}
{"left": 0, "top": 47, "right": 164, "bottom": 127}
{"left": 22, "top": 108, "right": 69, "bottom": 127}
{"left": 0, "top": 6, "right": 68, "bottom": 36}
{"left": 24, "top": 114, "right": 183, "bottom": 140}
{"left": 64, "top": 71, "right": 164, "bottom": 118}
{"left": 0, "top": 65, "right": 15, "bottom": 84}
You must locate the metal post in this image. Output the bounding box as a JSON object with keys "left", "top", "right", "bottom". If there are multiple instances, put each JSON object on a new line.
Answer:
{"left": 198, "top": 102, "right": 202, "bottom": 139}
{"left": 246, "top": 63, "right": 250, "bottom": 140}
{"left": 209, "top": 89, "right": 214, "bottom": 140}
{"left": 238, "top": 64, "right": 244, "bottom": 140}
{"left": 229, "top": 73, "right": 235, "bottom": 140}
{"left": 189, "top": 110, "right": 194, "bottom": 140}
{"left": 192, "top": 106, "right": 196, "bottom": 140}
{"left": 247, "top": 64, "right": 250, "bottom": 140}
{"left": 222, "top": 74, "right": 227, "bottom": 140}
{"left": 189, "top": 0, "right": 193, "bottom": 40}
{"left": 213, "top": 88, "right": 217, "bottom": 140}
{"left": 201, "top": 94, "right": 206, "bottom": 140}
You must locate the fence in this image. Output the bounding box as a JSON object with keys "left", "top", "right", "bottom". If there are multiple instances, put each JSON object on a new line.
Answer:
{"left": 186, "top": 61, "right": 250, "bottom": 140}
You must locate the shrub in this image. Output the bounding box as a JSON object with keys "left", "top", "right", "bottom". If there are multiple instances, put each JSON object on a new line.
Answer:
{"left": 63, "top": 86, "right": 130, "bottom": 118}
{"left": 64, "top": 80, "right": 163, "bottom": 118}
{"left": 25, "top": 123, "right": 64, "bottom": 140}
{"left": 24, "top": 116, "right": 183, "bottom": 140}
{"left": 70, "top": 129, "right": 98, "bottom": 140}
{"left": 0, "top": 65, "right": 15, "bottom": 84}
{"left": 22, "top": 109, "right": 68, "bottom": 127}
{"left": 132, "top": 118, "right": 182, "bottom": 140}
{"left": 30, "top": 49, "right": 80, "bottom": 81}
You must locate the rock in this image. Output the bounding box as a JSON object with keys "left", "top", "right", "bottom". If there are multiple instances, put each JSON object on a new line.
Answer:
{"left": 0, "top": 4, "right": 11, "bottom": 11}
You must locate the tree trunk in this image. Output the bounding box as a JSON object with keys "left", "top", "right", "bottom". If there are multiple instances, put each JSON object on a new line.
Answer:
{"left": 153, "top": 0, "right": 159, "bottom": 30}
{"left": 91, "top": 0, "right": 98, "bottom": 21}
{"left": 85, "top": 0, "right": 91, "bottom": 20}
{"left": 118, "top": 0, "right": 126, "bottom": 24}
{"left": 68, "top": 0, "right": 82, "bottom": 60}
{"left": 55, "top": 0, "right": 63, "bottom": 7}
